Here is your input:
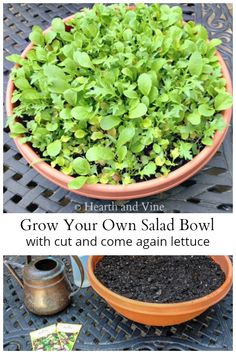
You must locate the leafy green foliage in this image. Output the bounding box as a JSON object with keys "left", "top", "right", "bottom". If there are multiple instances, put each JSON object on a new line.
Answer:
{"left": 100, "top": 116, "right": 121, "bottom": 130}
{"left": 47, "top": 140, "right": 61, "bottom": 157}
{"left": 86, "top": 146, "right": 114, "bottom": 161}
{"left": 140, "top": 162, "right": 156, "bottom": 177}
{"left": 129, "top": 103, "right": 147, "bottom": 118}
{"left": 68, "top": 176, "right": 88, "bottom": 189}
{"left": 188, "top": 52, "right": 203, "bottom": 77}
{"left": 138, "top": 74, "right": 152, "bottom": 96}
{"left": 72, "top": 157, "right": 91, "bottom": 175}
{"left": 187, "top": 111, "right": 201, "bottom": 125}
{"left": 198, "top": 104, "right": 215, "bottom": 117}
{"left": 214, "top": 92, "right": 233, "bottom": 111}
{"left": 7, "top": 3, "right": 232, "bottom": 189}
{"left": 10, "top": 122, "right": 27, "bottom": 135}
{"left": 73, "top": 51, "right": 93, "bottom": 69}
{"left": 117, "top": 127, "right": 135, "bottom": 148}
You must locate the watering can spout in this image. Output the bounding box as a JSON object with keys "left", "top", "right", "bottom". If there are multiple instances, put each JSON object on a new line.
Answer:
{"left": 4, "top": 255, "right": 33, "bottom": 288}
{"left": 4, "top": 259, "right": 24, "bottom": 288}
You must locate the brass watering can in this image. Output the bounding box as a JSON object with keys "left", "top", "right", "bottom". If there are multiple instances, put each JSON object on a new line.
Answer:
{"left": 4, "top": 256, "right": 84, "bottom": 316}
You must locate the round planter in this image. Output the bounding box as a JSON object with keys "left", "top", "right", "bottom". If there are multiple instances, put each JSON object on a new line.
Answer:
{"left": 87, "top": 256, "right": 232, "bottom": 326}
{"left": 6, "top": 15, "right": 233, "bottom": 200}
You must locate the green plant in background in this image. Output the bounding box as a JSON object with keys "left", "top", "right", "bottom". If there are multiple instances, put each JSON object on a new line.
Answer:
{"left": 7, "top": 3, "right": 232, "bottom": 189}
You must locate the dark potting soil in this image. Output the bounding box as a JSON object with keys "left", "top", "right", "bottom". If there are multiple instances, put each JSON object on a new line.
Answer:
{"left": 94, "top": 256, "right": 226, "bottom": 303}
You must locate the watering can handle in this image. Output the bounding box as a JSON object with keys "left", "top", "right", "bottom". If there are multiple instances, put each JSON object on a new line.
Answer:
{"left": 4, "top": 259, "right": 24, "bottom": 288}
{"left": 68, "top": 256, "right": 85, "bottom": 298}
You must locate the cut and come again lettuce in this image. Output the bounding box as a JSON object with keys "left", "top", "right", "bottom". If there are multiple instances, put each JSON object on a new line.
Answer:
{"left": 7, "top": 4, "right": 232, "bottom": 189}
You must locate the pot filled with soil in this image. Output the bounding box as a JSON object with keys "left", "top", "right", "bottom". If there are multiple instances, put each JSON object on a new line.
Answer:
{"left": 6, "top": 4, "right": 232, "bottom": 200}
{"left": 87, "top": 256, "right": 232, "bottom": 326}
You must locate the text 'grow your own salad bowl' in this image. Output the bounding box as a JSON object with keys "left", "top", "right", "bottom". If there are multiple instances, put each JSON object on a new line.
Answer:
{"left": 6, "top": 4, "right": 233, "bottom": 200}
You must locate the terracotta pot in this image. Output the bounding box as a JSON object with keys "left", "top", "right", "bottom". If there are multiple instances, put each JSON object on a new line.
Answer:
{"left": 6, "top": 14, "right": 233, "bottom": 200}
{"left": 87, "top": 256, "right": 232, "bottom": 326}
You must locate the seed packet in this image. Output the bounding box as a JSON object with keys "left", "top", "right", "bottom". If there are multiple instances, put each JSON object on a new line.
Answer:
{"left": 57, "top": 323, "right": 82, "bottom": 351}
{"left": 30, "top": 324, "right": 61, "bottom": 351}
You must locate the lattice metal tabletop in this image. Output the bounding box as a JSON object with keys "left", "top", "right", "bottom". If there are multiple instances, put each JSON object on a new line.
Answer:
{"left": 3, "top": 3, "right": 233, "bottom": 213}
{"left": 3, "top": 256, "right": 233, "bottom": 351}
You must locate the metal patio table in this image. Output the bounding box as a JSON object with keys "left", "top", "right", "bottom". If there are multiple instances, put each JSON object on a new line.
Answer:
{"left": 3, "top": 3, "right": 233, "bottom": 213}
{"left": 3, "top": 256, "right": 233, "bottom": 351}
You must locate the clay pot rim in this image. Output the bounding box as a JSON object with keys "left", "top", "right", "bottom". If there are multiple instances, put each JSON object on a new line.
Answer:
{"left": 87, "top": 256, "right": 232, "bottom": 311}
{"left": 6, "top": 14, "right": 233, "bottom": 197}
